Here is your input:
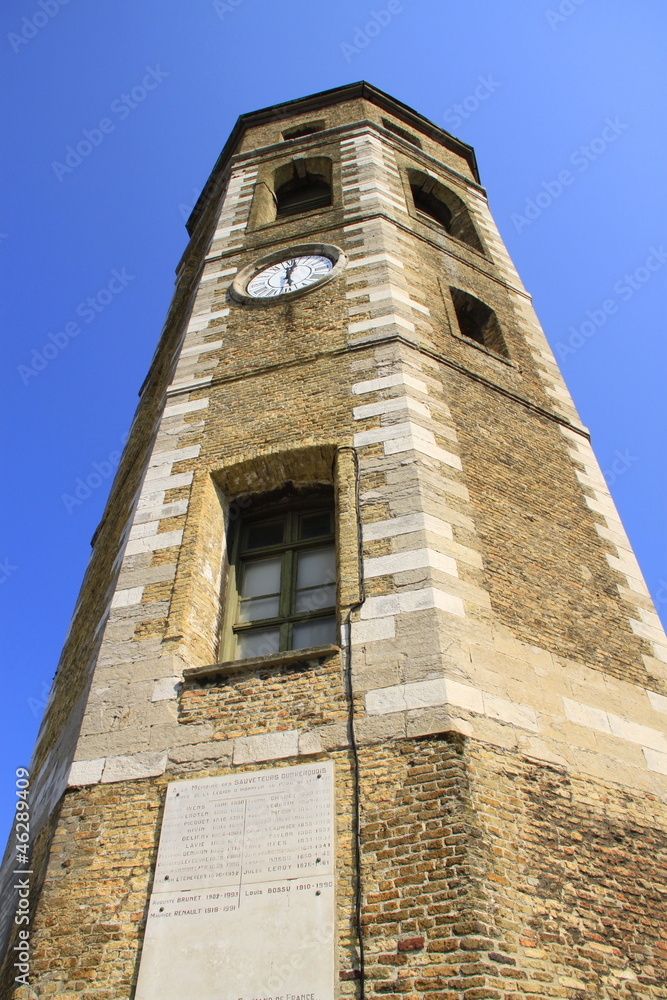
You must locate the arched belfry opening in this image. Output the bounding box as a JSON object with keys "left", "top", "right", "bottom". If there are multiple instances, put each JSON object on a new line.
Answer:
{"left": 274, "top": 157, "right": 332, "bottom": 217}
{"left": 408, "top": 169, "right": 484, "bottom": 253}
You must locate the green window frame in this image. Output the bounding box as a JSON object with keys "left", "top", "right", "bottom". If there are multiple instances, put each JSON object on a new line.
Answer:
{"left": 222, "top": 499, "right": 337, "bottom": 661}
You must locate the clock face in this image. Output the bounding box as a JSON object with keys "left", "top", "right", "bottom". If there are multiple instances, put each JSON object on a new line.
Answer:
{"left": 246, "top": 255, "right": 333, "bottom": 298}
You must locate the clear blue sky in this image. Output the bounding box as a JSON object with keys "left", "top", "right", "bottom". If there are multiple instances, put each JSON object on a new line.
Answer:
{"left": 1, "top": 0, "right": 666, "bottom": 846}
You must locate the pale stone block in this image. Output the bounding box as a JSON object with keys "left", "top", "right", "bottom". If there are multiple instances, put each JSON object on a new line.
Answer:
{"left": 298, "top": 731, "right": 324, "bottom": 756}
{"left": 152, "top": 677, "right": 182, "bottom": 702}
{"left": 351, "top": 372, "right": 426, "bottom": 395}
{"left": 356, "top": 714, "right": 406, "bottom": 743}
{"left": 168, "top": 742, "right": 233, "bottom": 764}
{"left": 643, "top": 654, "right": 667, "bottom": 680}
{"left": 639, "top": 607, "right": 667, "bottom": 632}
{"left": 353, "top": 396, "right": 429, "bottom": 421}
{"left": 630, "top": 617, "right": 667, "bottom": 645}
{"left": 67, "top": 758, "right": 105, "bottom": 787}
{"left": 179, "top": 340, "right": 222, "bottom": 357}
{"left": 148, "top": 444, "right": 201, "bottom": 466}
{"left": 346, "top": 253, "right": 405, "bottom": 272}
{"left": 406, "top": 709, "right": 473, "bottom": 739}
{"left": 167, "top": 374, "right": 213, "bottom": 393}
{"left": 354, "top": 420, "right": 415, "bottom": 447}
{"left": 483, "top": 693, "right": 538, "bottom": 732}
{"left": 607, "top": 713, "right": 667, "bottom": 753}
{"left": 444, "top": 679, "right": 484, "bottom": 715}
{"left": 351, "top": 616, "right": 396, "bottom": 644}
{"left": 148, "top": 722, "right": 214, "bottom": 751}
{"left": 366, "top": 678, "right": 447, "bottom": 716}
{"left": 359, "top": 587, "right": 465, "bottom": 620}
{"left": 233, "top": 730, "right": 299, "bottom": 765}
{"left": 364, "top": 547, "right": 458, "bottom": 579}
{"left": 348, "top": 314, "right": 416, "bottom": 336}
{"left": 163, "top": 398, "right": 209, "bottom": 418}
{"left": 317, "top": 721, "right": 349, "bottom": 751}
{"left": 643, "top": 747, "right": 667, "bottom": 775}
{"left": 363, "top": 512, "right": 453, "bottom": 543}
{"left": 128, "top": 520, "right": 160, "bottom": 541}
{"left": 77, "top": 729, "right": 151, "bottom": 758}
{"left": 647, "top": 690, "right": 667, "bottom": 715}
{"left": 384, "top": 433, "right": 462, "bottom": 470}
{"left": 101, "top": 751, "right": 168, "bottom": 783}
{"left": 516, "top": 736, "right": 568, "bottom": 768}
{"left": 125, "top": 529, "right": 184, "bottom": 556}
{"left": 144, "top": 462, "right": 173, "bottom": 482}
{"left": 431, "top": 588, "right": 466, "bottom": 618}
{"left": 111, "top": 587, "right": 144, "bottom": 609}
{"left": 137, "top": 472, "right": 193, "bottom": 501}
{"left": 563, "top": 697, "right": 612, "bottom": 734}
{"left": 365, "top": 685, "right": 408, "bottom": 716}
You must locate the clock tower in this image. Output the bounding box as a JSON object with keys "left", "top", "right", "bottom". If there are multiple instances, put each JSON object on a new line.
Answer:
{"left": 2, "top": 83, "right": 667, "bottom": 999}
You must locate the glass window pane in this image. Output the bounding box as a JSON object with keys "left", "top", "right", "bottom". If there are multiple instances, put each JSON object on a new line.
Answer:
{"left": 237, "top": 628, "right": 280, "bottom": 659}
{"left": 300, "top": 511, "right": 331, "bottom": 540}
{"left": 292, "top": 618, "right": 336, "bottom": 650}
{"left": 295, "top": 584, "right": 336, "bottom": 614}
{"left": 296, "top": 547, "right": 335, "bottom": 590}
{"left": 238, "top": 595, "right": 281, "bottom": 623}
{"left": 241, "top": 557, "right": 281, "bottom": 598}
{"left": 245, "top": 519, "right": 285, "bottom": 550}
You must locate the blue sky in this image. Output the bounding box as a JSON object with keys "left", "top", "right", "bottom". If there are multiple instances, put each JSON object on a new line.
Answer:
{"left": 1, "top": 0, "right": 666, "bottom": 845}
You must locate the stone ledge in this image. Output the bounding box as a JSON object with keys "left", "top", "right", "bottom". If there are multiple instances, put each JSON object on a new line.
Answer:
{"left": 182, "top": 644, "right": 341, "bottom": 683}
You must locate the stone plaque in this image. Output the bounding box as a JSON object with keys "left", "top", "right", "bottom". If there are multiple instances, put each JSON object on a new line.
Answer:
{"left": 134, "top": 762, "right": 335, "bottom": 1000}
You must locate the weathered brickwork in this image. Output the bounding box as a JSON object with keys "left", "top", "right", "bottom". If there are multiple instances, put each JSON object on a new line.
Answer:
{"left": 445, "top": 371, "right": 651, "bottom": 683}
{"left": 6, "top": 739, "right": 666, "bottom": 999}
{"left": 178, "top": 655, "right": 348, "bottom": 737}
{"left": 358, "top": 738, "right": 667, "bottom": 999}
{"left": 2, "top": 83, "right": 666, "bottom": 997}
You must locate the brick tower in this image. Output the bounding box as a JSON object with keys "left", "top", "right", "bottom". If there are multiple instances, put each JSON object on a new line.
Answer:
{"left": 2, "top": 83, "right": 667, "bottom": 999}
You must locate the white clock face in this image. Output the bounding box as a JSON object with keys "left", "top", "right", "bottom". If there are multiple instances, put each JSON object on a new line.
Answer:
{"left": 246, "top": 255, "right": 333, "bottom": 298}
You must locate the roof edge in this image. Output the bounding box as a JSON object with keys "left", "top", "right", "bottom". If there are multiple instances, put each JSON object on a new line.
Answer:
{"left": 186, "top": 82, "right": 480, "bottom": 235}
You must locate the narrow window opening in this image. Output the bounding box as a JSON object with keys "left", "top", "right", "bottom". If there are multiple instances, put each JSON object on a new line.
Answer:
{"left": 450, "top": 288, "right": 508, "bottom": 357}
{"left": 282, "top": 121, "right": 326, "bottom": 141}
{"left": 382, "top": 118, "right": 422, "bottom": 148}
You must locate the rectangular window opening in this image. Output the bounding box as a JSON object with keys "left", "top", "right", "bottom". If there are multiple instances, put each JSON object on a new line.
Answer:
{"left": 224, "top": 494, "right": 337, "bottom": 661}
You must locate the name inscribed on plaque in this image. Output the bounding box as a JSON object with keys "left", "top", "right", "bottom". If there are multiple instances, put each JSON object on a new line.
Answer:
{"left": 134, "top": 762, "right": 335, "bottom": 1000}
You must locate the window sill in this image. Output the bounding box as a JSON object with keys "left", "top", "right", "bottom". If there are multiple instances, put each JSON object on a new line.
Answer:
{"left": 449, "top": 330, "right": 518, "bottom": 369}
{"left": 182, "top": 644, "right": 341, "bottom": 683}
